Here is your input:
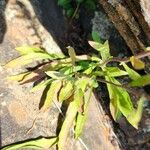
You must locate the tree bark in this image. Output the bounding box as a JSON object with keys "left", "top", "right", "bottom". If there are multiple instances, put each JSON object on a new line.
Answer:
{"left": 99, "top": 0, "right": 150, "bottom": 54}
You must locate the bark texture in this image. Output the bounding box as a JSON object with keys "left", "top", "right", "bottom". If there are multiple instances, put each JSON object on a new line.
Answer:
{"left": 99, "top": 0, "right": 150, "bottom": 54}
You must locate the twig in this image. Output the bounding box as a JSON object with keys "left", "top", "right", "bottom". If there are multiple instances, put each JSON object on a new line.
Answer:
{"left": 103, "top": 51, "right": 150, "bottom": 65}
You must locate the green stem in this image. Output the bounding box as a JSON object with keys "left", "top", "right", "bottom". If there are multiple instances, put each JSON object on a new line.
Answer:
{"left": 70, "top": 3, "right": 80, "bottom": 23}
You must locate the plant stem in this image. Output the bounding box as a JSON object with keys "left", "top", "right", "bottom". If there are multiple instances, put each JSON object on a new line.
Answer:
{"left": 70, "top": 3, "right": 80, "bottom": 23}
{"left": 97, "top": 78, "right": 140, "bottom": 97}
{"left": 103, "top": 51, "right": 150, "bottom": 65}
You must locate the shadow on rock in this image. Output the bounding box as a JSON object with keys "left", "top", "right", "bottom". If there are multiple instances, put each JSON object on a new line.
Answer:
{"left": 0, "top": 0, "right": 8, "bottom": 44}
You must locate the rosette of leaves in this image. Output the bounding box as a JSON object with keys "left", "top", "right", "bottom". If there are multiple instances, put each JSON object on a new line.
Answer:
{"left": 3, "top": 35, "right": 150, "bottom": 149}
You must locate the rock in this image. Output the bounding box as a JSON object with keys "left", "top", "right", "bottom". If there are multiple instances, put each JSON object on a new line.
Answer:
{"left": 0, "top": 1, "right": 121, "bottom": 149}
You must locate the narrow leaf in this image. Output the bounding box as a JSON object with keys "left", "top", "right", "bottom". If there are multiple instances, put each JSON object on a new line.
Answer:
{"left": 129, "top": 75, "right": 150, "bottom": 87}
{"left": 2, "top": 137, "right": 57, "bottom": 150}
{"left": 7, "top": 72, "right": 30, "bottom": 81}
{"left": 88, "top": 40, "right": 110, "bottom": 61}
{"left": 74, "top": 88, "right": 84, "bottom": 111}
{"left": 127, "top": 96, "right": 145, "bottom": 129}
{"left": 58, "top": 101, "right": 78, "bottom": 150}
{"left": 67, "top": 46, "right": 76, "bottom": 66}
{"left": 16, "top": 46, "right": 43, "bottom": 55}
{"left": 41, "top": 80, "right": 62, "bottom": 111}
{"left": 83, "top": 63, "right": 97, "bottom": 74}
{"left": 5, "top": 53, "right": 52, "bottom": 68}
{"left": 45, "top": 71, "right": 67, "bottom": 80}
{"left": 105, "top": 76, "right": 122, "bottom": 120}
{"left": 122, "top": 62, "right": 141, "bottom": 80}
{"left": 106, "top": 67, "right": 128, "bottom": 77}
{"left": 59, "top": 81, "right": 74, "bottom": 102}
{"left": 75, "top": 112, "right": 87, "bottom": 139}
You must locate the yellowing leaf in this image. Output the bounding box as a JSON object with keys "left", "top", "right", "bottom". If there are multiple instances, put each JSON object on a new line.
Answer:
{"left": 74, "top": 88, "right": 84, "bottom": 111}
{"left": 122, "top": 62, "right": 141, "bottom": 80}
{"left": 16, "top": 46, "right": 43, "bottom": 55}
{"left": 67, "top": 46, "right": 76, "bottom": 66}
{"left": 129, "top": 75, "right": 150, "bottom": 87}
{"left": 5, "top": 53, "right": 52, "bottom": 68}
{"left": 130, "top": 56, "right": 145, "bottom": 70}
{"left": 41, "top": 80, "right": 62, "bottom": 111}
{"left": 146, "top": 47, "right": 150, "bottom": 51}
{"left": 58, "top": 101, "right": 78, "bottom": 150}
{"left": 2, "top": 137, "right": 57, "bottom": 150}
{"left": 127, "top": 96, "right": 145, "bottom": 129}
{"left": 7, "top": 72, "right": 30, "bottom": 81}
{"left": 59, "top": 81, "right": 74, "bottom": 102}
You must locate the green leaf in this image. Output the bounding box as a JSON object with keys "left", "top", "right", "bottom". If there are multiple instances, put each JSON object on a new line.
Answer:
{"left": 129, "top": 75, "right": 150, "bottom": 87}
{"left": 116, "top": 87, "right": 134, "bottom": 117}
{"left": 60, "top": 65, "right": 83, "bottom": 75}
{"left": 58, "top": 0, "right": 72, "bottom": 9}
{"left": 74, "top": 88, "right": 84, "bottom": 111}
{"left": 122, "top": 62, "right": 141, "bottom": 80}
{"left": 66, "top": 8, "right": 74, "bottom": 17}
{"left": 31, "top": 79, "right": 53, "bottom": 92}
{"left": 130, "top": 56, "right": 145, "bottom": 70}
{"left": 67, "top": 46, "right": 76, "bottom": 66}
{"left": 105, "top": 67, "right": 128, "bottom": 77}
{"left": 105, "top": 76, "right": 122, "bottom": 120}
{"left": 91, "top": 55, "right": 102, "bottom": 62}
{"left": 106, "top": 77, "right": 134, "bottom": 120}
{"left": 75, "top": 77, "right": 90, "bottom": 91}
{"left": 88, "top": 40, "right": 110, "bottom": 61}
{"left": 83, "top": 62, "right": 97, "bottom": 74}
{"left": 74, "top": 88, "right": 92, "bottom": 138}
{"left": 75, "top": 112, "right": 87, "bottom": 139}
{"left": 41, "top": 80, "right": 62, "bottom": 111}
{"left": 59, "top": 81, "right": 74, "bottom": 101}
{"left": 84, "top": 0, "right": 96, "bottom": 11}
{"left": 127, "top": 96, "right": 145, "bottom": 129}
{"left": 5, "top": 53, "right": 52, "bottom": 68}
{"left": 16, "top": 46, "right": 43, "bottom": 55}
{"left": 2, "top": 137, "right": 57, "bottom": 150}
{"left": 92, "top": 31, "right": 101, "bottom": 43}
{"left": 58, "top": 101, "right": 78, "bottom": 150}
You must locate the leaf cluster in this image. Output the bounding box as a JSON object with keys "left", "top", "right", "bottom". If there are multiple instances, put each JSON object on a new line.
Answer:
{"left": 3, "top": 34, "right": 150, "bottom": 149}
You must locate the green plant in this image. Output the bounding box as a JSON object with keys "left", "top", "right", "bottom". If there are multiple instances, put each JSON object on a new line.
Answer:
{"left": 3, "top": 35, "right": 150, "bottom": 149}
{"left": 58, "top": 0, "right": 97, "bottom": 18}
